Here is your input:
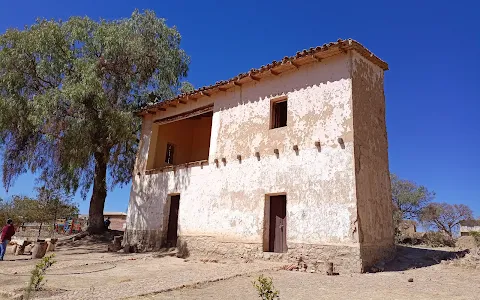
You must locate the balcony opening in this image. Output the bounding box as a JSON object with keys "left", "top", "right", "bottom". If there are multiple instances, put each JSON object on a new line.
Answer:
{"left": 147, "top": 110, "right": 213, "bottom": 170}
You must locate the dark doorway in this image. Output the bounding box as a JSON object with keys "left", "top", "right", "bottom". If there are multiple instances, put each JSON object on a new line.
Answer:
{"left": 166, "top": 195, "right": 180, "bottom": 247}
{"left": 268, "top": 195, "right": 287, "bottom": 252}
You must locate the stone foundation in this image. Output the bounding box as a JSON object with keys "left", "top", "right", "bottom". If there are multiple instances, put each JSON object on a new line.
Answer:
{"left": 123, "top": 229, "right": 164, "bottom": 251}
{"left": 178, "top": 235, "right": 363, "bottom": 273}
{"left": 124, "top": 231, "right": 387, "bottom": 273}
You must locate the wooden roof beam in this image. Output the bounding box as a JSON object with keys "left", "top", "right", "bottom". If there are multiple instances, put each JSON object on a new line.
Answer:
{"left": 250, "top": 74, "right": 261, "bottom": 81}
{"left": 310, "top": 54, "right": 322, "bottom": 62}
{"left": 270, "top": 69, "right": 280, "bottom": 76}
{"left": 178, "top": 100, "right": 187, "bottom": 104}
{"left": 338, "top": 46, "right": 348, "bottom": 54}
{"left": 290, "top": 61, "right": 301, "bottom": 69}
{"left": 219, "top": 86, "right": 229, "bottom": 91}
{"left": 233, "top": 81, "right": 242, "bottom": 86}
{"left": 168, "top": 103, "right": 177, "bottom": 108}
{"left": 201, "top": 91, "right": 211, "bottom": 97}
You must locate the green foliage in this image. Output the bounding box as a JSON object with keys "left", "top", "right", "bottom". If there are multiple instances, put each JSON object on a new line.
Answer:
{"left": 391, "top": 173, "right": 435, "bottom": 226}
{"left": 420, "top": 202, "right": 473, "bottom": 237}
{"left": 0, "top": 10, "right": 189, "bottom": 231}
{"left": 252, "top": 275, "right": 279, "bottom": 300}
{"left": 25, "top": 254, "right": 56, "bottom": 299}
{"left": 180, "top": 81, "right": 195, "bottom": 94}
{"left": 0, "top": 197, "right": 15, "bottom": 224}
{"left": 0, "top": 188, "right": 77, "bottom": 226}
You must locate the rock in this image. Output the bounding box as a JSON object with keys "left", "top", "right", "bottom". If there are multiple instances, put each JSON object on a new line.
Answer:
{"left": 31, "top": 242, "right": 48, "bottom": 259}
{"left": 24, "top": 243, "right": 34, "bottom": 254}
{"left": 109, "top": 236, "right": 123, "bottom": 252}
{"left": 123, "top": 244, "right": 138, "bottom": 254}
{"left": 8, "top": 244, "right": 17, "bottom": 255}
{"left": 46, "top": 238, "right": 58, "bottom": 252}
{"left": 408, "top": 278, "right": 414, "bottom": 282}
{"left": 15, "top": 244, "right": 25, "bottom": 256}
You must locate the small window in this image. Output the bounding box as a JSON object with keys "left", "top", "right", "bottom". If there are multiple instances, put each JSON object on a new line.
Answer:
{"left": 271, "top": 99, "right": 287, "bottom": 129}
{"left": 165, "top": 143, "right": 175, "bottom": 164}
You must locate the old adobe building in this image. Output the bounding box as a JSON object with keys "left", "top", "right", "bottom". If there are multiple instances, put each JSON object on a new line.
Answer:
{"left": 124, "top": 39, "right": 395, "bottom": 272}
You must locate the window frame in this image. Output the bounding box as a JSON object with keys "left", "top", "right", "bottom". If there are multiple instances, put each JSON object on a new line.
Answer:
{"left": 165, "top": 142, "right": 175, "bottom": 165}
{"left": 270, "top": 96, "right": 288, "bottom": 129}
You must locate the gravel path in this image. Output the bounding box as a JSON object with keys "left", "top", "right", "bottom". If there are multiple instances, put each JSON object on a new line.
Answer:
{"left": 1, "top": 242, "right": 479, "bottom": 300}
{"left": 42, "top": 257, "right": 282, "bottom": 300}
{"left": 137, "top": 263, "right": 480, "bottom": 300}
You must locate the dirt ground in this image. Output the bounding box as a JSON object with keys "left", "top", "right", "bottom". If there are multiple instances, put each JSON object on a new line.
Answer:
{"left": 0, "top": 236, "right": 479, "bottom": 300}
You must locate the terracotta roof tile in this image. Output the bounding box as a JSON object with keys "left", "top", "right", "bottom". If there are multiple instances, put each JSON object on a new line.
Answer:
{"left": 139, "top": 39, "right": 387, "bottom": 115}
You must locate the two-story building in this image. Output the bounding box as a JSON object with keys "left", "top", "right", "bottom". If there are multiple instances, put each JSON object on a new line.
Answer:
{"left": 124, "top": 39, "right": 395, "bottom": 272}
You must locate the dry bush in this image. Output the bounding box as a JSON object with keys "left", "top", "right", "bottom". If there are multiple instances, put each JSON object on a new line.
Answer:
{"left": 470, "top": 231, "right": 480, "bottom": 246}
{"left": 422, "top": 231, "right": 455, "bottom": 247}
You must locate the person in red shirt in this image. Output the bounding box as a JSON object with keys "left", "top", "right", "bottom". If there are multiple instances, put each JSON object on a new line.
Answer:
{"left": 0, "top": 219, "right": 15, "bottom": 261}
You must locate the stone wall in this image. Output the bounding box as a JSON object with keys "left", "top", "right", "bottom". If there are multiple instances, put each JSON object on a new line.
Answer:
{"left": 179, "top": 235, "right": 362, "bottom": 273}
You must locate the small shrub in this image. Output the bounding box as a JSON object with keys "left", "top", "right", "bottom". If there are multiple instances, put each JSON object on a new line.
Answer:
{"left": 469, "top": 231, "right": 480, "bottom": 246}
{"left": 422, "top": 231, "right": 455, "bottom": 247}
{"left": 396, "top": 234, "right": 422, "bottom": 245}
{"left": 252, "top": 274, "right": 279, "bottom": 300}
{"left": 25, "top": 254, "right": 56, "bottom": 299}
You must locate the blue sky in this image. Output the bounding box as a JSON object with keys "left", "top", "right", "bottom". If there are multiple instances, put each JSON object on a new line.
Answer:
{"left": 0, "top": 0, "right": 479, "bottom": 216}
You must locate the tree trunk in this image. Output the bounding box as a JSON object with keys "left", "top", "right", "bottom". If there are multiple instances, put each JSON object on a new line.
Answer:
{"left": 87, "top": 150, "right": 109, "bottom": 234}
{"left": 37, "top": 222, "right": 43, "bottom": 240}
{"left": 52, "top": 201, "right": 58, "bottom": 238}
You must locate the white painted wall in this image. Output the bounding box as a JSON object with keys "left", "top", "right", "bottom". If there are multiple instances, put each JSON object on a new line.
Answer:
{"left": 126, "top": 53, "right": 359, "bottom": 246}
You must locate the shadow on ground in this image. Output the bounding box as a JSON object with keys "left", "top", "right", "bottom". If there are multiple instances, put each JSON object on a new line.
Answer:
{"left": 385, "top": 245, "right": 470, "bottom": 271}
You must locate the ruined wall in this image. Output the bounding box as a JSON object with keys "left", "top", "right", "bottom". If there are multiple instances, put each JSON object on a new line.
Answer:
{"left": 126, "top": 53, "right": 373, "bottom": 272}
{"left": 461, "top": 225, "right": 480, "bottom": 235}
{"left": 351, "top": 52, "right": 395, "bottom": 271}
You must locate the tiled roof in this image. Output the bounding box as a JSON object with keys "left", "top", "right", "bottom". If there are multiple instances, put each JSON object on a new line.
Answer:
{"left": 139, "top": 39, "right": 388, "bottom": 115}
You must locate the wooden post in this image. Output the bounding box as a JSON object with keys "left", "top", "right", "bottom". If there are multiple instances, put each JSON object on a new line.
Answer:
{"left": 326, "top": 262, "right": 334, "bottom": 275}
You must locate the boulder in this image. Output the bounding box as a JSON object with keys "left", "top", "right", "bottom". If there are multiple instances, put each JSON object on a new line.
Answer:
{"left": 8, "top": 244, "right": 17, "bottom": 255}
{"left": 45, "top": 238, "right": 58, "bottom": 252}
{"left": 31, "top": 242, "right": 48, "bottom": 259}
{"left": 24, "top": 243, "right": 34, "bottom": 254}
{"left": 108, "top": 236, "right": 123, "bottom": 252}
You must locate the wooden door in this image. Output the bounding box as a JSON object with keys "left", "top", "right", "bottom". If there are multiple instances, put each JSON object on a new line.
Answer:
{"left": 269, "top": 195, "right": 287, "bottom": 253}
{"left": 166, "top": 195, "right": 180, "bottom": 247}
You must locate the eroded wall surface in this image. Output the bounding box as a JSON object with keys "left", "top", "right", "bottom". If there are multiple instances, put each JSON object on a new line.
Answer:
{"left": 125, "top": 53, "right": 381, "bottom": 272}
{"left": 351, "top": 52, "right": 395, "bottom": 270}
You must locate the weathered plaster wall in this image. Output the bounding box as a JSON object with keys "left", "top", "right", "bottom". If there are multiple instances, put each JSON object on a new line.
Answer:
{"left": 126, "top": 52, "right": 390, "bottom": 271}
{"left": 351, "top": 52, "right": 395, "bottom": 270}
